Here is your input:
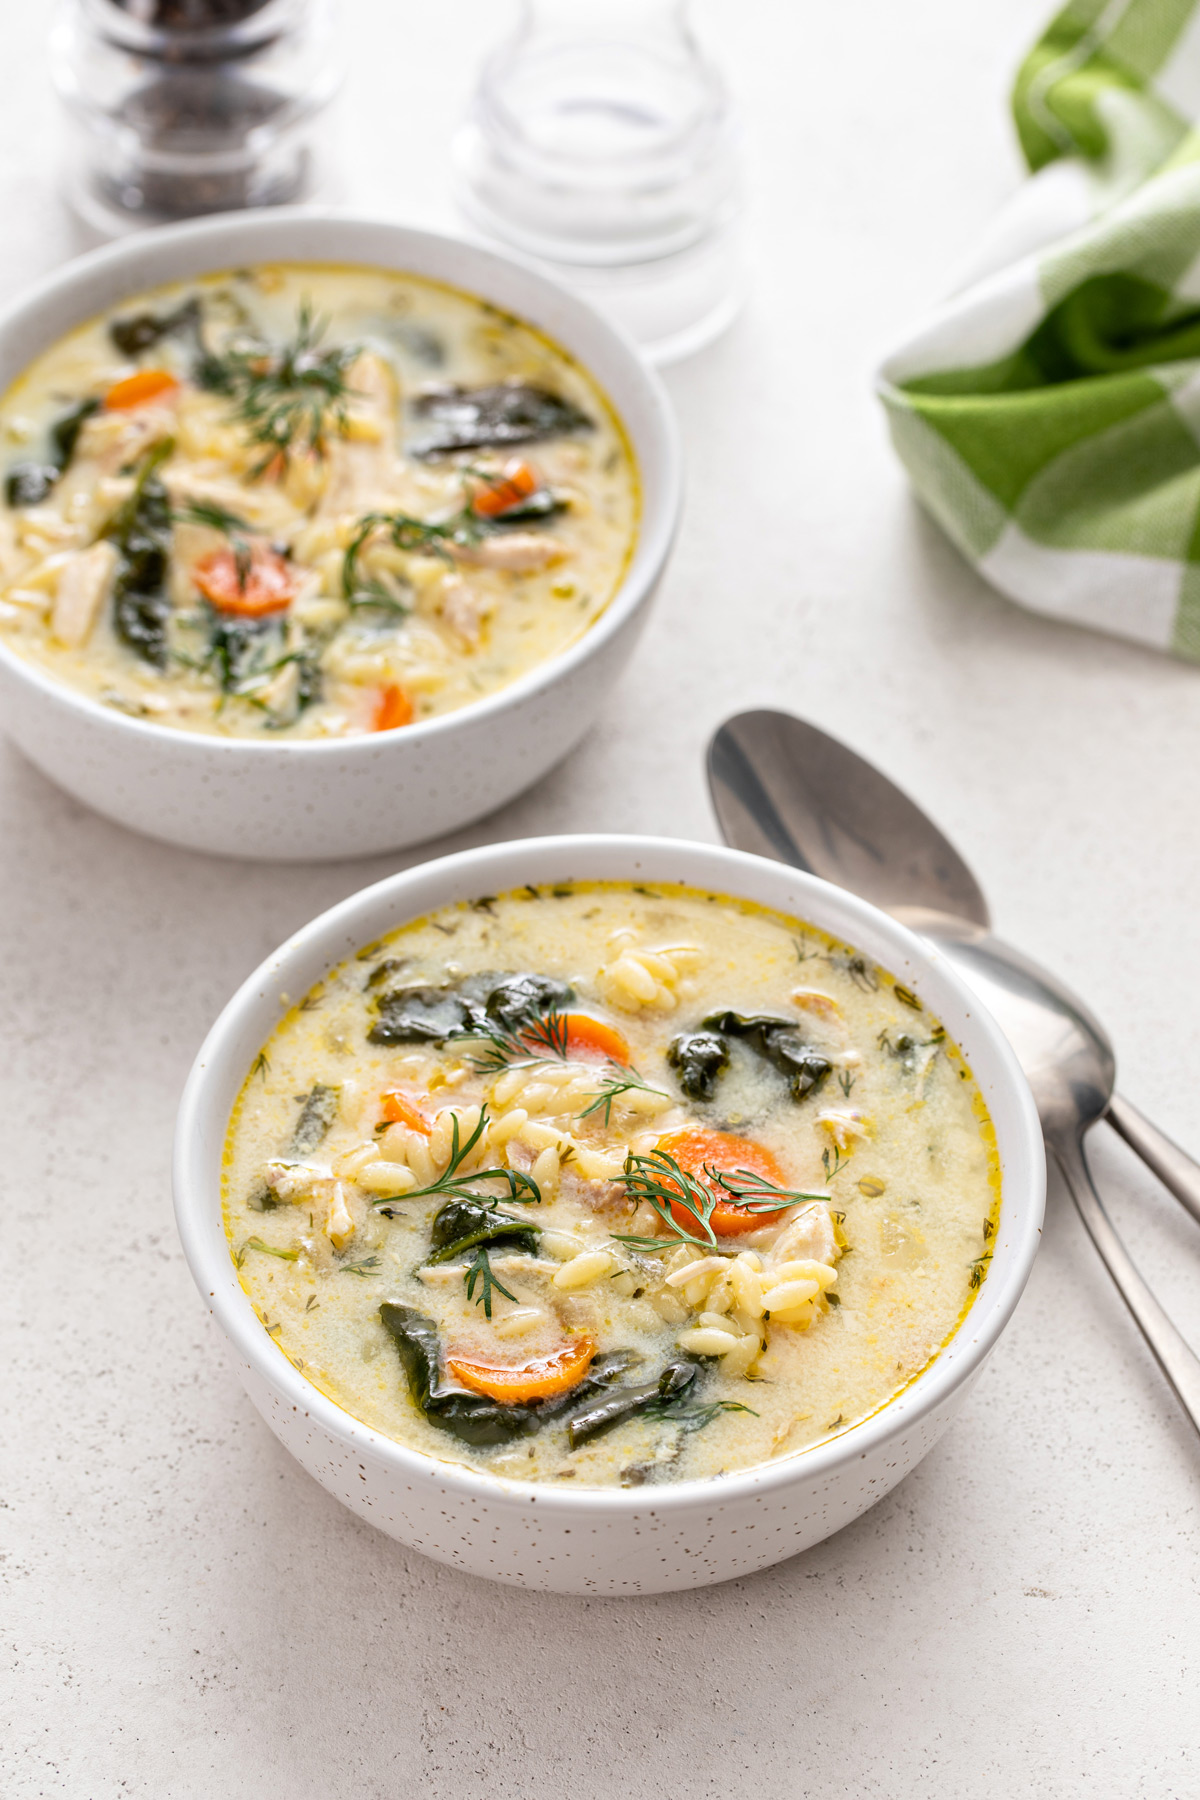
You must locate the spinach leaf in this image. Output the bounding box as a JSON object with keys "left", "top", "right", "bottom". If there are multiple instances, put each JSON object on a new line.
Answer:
{"left": 367, "top": 970, "right": 573, "bottom": 1047}
{"left": 379, "top": 1302, "right": 631, "bottom": 1448}
{"left": 666, "top": 1030, "right": 730, "bottom": 1102}
{"left": 4, "top": 397, "right": 101, "bottom": 508}
{"left": 484, "top": 972, "right": 574, "bottom": 1032}
{"left": 102, "top": 439, "right": 175, "bottom": 669}
{"left": 291, "top": 1083, "right": 340, "bottom": 1155}
{"left": 410, "top": 382, "right": 592, "bottom": 457}
{"left": 4, "top": 464, "right": 59, "bottom": 508}
{"left": 567, "top": 1358, "right": 699, "bottom": 1450}
{"left": 426, "top": 1198, "right": 540, "bottom": 1262}
{"left": 369, "top": 983, "right": 489, "bottom": 1045}
{"left": 701, "top": 1010, "right": 832, "bottom": 1103}
{"left": 49, "top": 398, "right": 102, "bottom": 469}
{"left": 108, "top": 295, "right": 202, "bottom": 358}
{"left": 206, "top": 613, "right": 285, "bottom": 694}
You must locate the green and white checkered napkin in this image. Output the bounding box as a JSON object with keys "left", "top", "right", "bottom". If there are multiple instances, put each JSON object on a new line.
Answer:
{"left": 879, "top": 0, "right": 1200, "bottom": 661}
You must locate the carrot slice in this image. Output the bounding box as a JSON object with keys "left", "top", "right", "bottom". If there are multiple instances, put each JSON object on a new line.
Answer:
{"left": 557, "top": 1014, "right": 631, "bottom": 1065}
{"left": 656, "top": 1127, "right": 791, "bottom": 1237}
{"left": 105, "top": 368, "right": 180, "bottom": 410}
{"left": 446, "top": 1334, "right": 597, "bottom": 1403}
{"left": 373, "top": 684, "right": 414, "bottom": 731}
{"left": 193, "top": 544, "right": 297, "bottom": 618}
{"left": 380, "top": 1090, "right": 431, "bottom": 1135}
{"left": 471, "top": 458, "right": 540, "bottom": 518}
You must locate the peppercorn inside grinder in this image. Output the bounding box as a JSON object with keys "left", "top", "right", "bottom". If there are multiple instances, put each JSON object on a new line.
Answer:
{"left": 51, "top": 0, "right": 343, "bottom": 237}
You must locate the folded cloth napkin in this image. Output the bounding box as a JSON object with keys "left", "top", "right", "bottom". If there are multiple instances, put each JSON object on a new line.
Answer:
{"left": 879, "top": 0, "right": 1200, "bottom": 662}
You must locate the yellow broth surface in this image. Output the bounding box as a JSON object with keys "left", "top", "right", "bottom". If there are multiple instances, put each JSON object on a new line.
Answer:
{"left": 223, "top": 883, "right": 1000, "bottom": 1488}
{"left": 0, "top": 264, "right": 637, "bottom": 736}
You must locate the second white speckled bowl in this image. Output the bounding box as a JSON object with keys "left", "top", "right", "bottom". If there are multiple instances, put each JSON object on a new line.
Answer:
{"left": 0, "top": 213, "right": 680, "bottom": 859}
{"left": 173, "top": 836, "right": 1045, "bottom": 1593}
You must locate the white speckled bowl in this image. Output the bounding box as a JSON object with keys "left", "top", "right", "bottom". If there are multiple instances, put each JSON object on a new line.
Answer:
{"left": 0, "top": 214, "right": 679, "bottom": 860}
{"left": 173, "top": 836, "right": 1045, "bottom": 1594}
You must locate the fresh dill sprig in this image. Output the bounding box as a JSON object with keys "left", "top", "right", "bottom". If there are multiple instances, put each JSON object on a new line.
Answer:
{"left": 176, "top": 496, "right": 257, "bottom": 590}
{"left": 612, "top": 1149, "right": 826, "bottom": 1251}
{"left": 235, "top": 1236, "right": 299, "bottom": 1268}
{"left": 199, "top": 300, "right": 357, "bottom": 474}
{"left": 822, "top": 1145, "right": 847, "bottom": 1182}
{"left": 464, "top": 1005, "right": 571, "bottom": 1074}
{"left": 338, "top": 1254, "right": 382, "bottom": 1278}
{"left": 463, "top": 1243, "right": 519, "bottom": 1320}
{"left": 424, "top": 1194, "right": 541, "bottom": 1316}
{"left": 340, "top": 508, "right": 476, "bottom": 602}
{"left": 369, "top": 1106, "right": 541, "bottom": 1212}
{"left": 174, "top": 497, "right": 253, "bottom": 538}
{"left": 344, "top": 584, "right": 410, "bottom": 619}
{"left": 577, "top": 1065, "right": 669, "bottom": 1128}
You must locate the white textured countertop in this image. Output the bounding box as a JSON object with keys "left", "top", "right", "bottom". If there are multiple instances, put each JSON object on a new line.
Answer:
{"left": 5, "top": 3, "right": 1200, "bottom": 1794}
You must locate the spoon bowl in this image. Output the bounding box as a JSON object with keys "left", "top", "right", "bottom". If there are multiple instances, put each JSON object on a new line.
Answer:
{"left": 708, "top": 708, "right": 1200, "bottom": 1438}
{"left": 708, "top": 710, "right": 991, "bottom": 929}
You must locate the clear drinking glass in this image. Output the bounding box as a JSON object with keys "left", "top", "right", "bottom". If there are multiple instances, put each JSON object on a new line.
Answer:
{"left": 51, "top": 0, "right": 343, "bottom": 238}
{"left": 454, "top": 0, "right": 742, "bottom": 364}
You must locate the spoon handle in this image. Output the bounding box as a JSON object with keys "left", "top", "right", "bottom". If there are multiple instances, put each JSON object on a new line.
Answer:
{"left": 1105, "top": 1093, "right": 1200, "bottom": 1230}
{"left": 1054, "top": 1135, "right": 1200, "bottom": 1438}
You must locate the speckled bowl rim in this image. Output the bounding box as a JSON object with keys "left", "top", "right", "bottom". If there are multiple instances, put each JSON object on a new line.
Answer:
{"left": 0, "top": 210, "right": 680, "bottom": 757}
{"left": 173, "top": 835, "right": 1046, "bottom": 1518}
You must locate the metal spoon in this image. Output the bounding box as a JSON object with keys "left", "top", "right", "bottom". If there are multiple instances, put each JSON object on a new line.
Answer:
{"left": 708, "top": 708, "right": 1200, "bottom": 1436}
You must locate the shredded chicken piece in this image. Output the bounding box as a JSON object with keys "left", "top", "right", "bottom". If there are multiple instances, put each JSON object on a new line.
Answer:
{"left": 263, "top": 1158, "right": 329, "bottom": 1202}
{"left": 765, "top": 1204, "right": 839, "bottom": 1269}
{"left": 78, "top": 406, "right": 176, "bottom": 475}
{"left": 50, "top": 540, "right": 119, "bottom": 648}
{"left": 451, "top": 532, "right": 567, "bottom": 573}
{"left": 318, "top": 353, "right": 399, "bottom": 519}
{"left": 163, "top": 466, "right": 298, "bottom": 536}
{"left": 438, "top": 572, "right": 492, "bottom": 648}
{"left": 816, "top": 1108, "right": 871, "bottom": 1149}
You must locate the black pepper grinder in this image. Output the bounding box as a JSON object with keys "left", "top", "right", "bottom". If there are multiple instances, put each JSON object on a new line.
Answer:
{"left": 52, "top": 0, "right": 343, "bottom": 236}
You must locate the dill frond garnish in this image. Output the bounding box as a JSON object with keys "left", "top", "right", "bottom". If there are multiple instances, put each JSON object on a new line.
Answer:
{"left": 612, "top": 1149, "right": 826, "bottom": 1251}
{"left": 235, "top": 1236, "right": 300, "bottom": 1268}
{"left": 338, "top": 1254, "right": 382, "bottom": 1278}
{"left": 577, "top": 1066, "right": 669, "bottom": 1128}
{"left": 422, "top": 1182, "right": 543, "bottom": 1320}
{"left": 340, "top": 507, "right": 479, "bottom": 605}
{"left": 198, "top": 300, "right": 357, "bottom": 474}
{"left": 174, "top": 497, "right": 253, "bottom": 538}
{"left": 369, "top": 1106, "right": 541, "bottom": 1212}
{"left": 822, "top": 1145, "right": 847, "bottom": 1182}
{"left": 464, "top": 1004, "right": 571, "bottom": 1074}
{"left": 463, "top": 1244, "right": 519, "bottom": 1319}
{"left": 175, "top": 497, "right": 255, "bottom": 588}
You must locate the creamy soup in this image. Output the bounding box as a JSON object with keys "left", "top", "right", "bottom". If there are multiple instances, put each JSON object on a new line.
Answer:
{"left": 223, "top": 884, "right": 1000, "bottom": 1487}
{"left": 0, "top": 265, "right": 637, "bottom": 736}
